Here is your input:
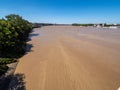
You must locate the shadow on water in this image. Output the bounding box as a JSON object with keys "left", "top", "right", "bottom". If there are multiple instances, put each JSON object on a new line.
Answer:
{"left": 29, "top": 33, "right": 39, "bottom": 38}
{"left": 25, "top": 44, "right": 33, "bottom": 54}
{"left": 26, "top": 33, "right": 39, "bottom": 42}
{"left": 26, "top": 33, "right": 39, "bottom": 54}
{"left": 8, "top": 73, "right": 26, "bottom": 90}
{"left": 26, "top": 38, "right": 31, "bottom": 42}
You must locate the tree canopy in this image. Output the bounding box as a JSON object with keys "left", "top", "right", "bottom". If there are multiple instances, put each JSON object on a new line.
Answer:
{"left": 0, "top": 14, "right": 32, "bottom": 58}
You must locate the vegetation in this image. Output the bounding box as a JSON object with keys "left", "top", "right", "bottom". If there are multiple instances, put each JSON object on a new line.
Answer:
{"left": 0, "top": 14, "right": 32, "bottom": 58}
{"left": 32, "top": 23, "right": 54, "bottom": 28}
{"left": 72, "top": 23, "right": 120, "bottom": 27}
{"left": 0, "top": 58, "right": 16, "bottom": 76}
{"left": 72, "top": 23, "right": 94, "bottom": 26}
{"left": 0, "top": 58, "right": 16, "bottom": 65}
{"left": 0, "top": 14, "right": 32, "bottom": 76}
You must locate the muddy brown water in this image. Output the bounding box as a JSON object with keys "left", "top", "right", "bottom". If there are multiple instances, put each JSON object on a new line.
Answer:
{"left": 13, "top": 26, "right": 120, "bottom": 90}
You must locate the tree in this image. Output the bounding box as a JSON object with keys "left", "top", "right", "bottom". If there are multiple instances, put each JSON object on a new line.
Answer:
{"left": 0, "top": 14, "right": 32, "bottom": 57}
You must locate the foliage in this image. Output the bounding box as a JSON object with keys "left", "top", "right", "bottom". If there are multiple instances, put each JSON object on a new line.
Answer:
{"left": 0, "top": 14, "right": 32, "bottom": 76}
{"left": 0, "top": 14, "right": 32, "bottom": 58}
{"left": 72, "top": 23, "right": 94, "bottom": 26}
{"left": 0, "top": 58, "right": 16, "bottom": 65}
{"left": 0, "top": 58, "right": 16, "bottom": 76}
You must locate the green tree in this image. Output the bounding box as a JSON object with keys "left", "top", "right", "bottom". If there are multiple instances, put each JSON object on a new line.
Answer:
{"left": 0, "top": 14, "right": 32, "bottom": 57}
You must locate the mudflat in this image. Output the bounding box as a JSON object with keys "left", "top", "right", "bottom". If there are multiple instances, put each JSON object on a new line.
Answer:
{"left": 14, "top": 26, "right": 120, "bottom": 90}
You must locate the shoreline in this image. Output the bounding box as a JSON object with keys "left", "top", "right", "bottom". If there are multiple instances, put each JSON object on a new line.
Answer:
{"left": 0, "top": 61, "right": 19, "bottom": 90}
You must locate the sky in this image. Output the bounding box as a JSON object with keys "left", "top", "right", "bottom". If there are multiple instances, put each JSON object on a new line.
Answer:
{"left": 0, "top": 0, "right": 120, "bottom": 24}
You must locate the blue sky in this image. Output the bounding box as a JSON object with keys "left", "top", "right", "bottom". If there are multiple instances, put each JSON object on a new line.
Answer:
{"left": 0, "top": 0, "right": 120, "bottom": 24}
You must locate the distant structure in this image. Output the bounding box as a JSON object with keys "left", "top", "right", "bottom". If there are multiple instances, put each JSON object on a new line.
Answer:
{"left": 94, "top": 23, "right": 120, "bottom": 29}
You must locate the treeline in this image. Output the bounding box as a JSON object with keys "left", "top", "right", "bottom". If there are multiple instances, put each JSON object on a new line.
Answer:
{"left": 32, "top": 23, "right": 71, "bottom": 28}
{"left": 72, "top": 23, "right": 120, "bottom": 27}
{"left": 32, "top": 23, "right": 54, "bottom": 28}
{"left": 104, "top": 23, "right": 119, "bottom": 27}
{"left": 0, "top": 14, "right": 32, "bottom": 58}
{"left": 72, "top": 23, "right": 94, "bottom": 26}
